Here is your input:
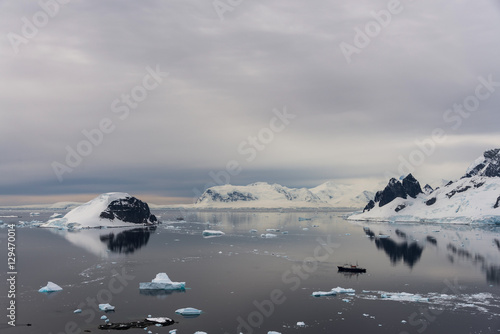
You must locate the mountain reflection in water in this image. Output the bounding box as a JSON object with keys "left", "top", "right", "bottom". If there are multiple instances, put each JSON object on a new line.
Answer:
{"left": 100, "top": 226, "right": 156, "bottom": 254}
{"left": 364, "top": 228, "right": 424, "bottom": 268}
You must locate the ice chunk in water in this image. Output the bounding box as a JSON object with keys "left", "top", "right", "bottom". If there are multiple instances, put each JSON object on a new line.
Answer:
{"left": 312, "top": 286, "right": 355, "bottom": 297}
{"left": 202, "top": 230, "right": 225, "bottom": 237}
{"left": 99, "top": 303, "right": 115, "bottom": 311}
{"left": 268, "top": 332, "right": 282, "bottom": 334}
{"left": 139, "top": 273, "right": 186, "bottom": 290}
{"left": 297, "top": 321, "right": 306, "bottom": 327}
{"left": 175, "top": 307, "right": 202, "bottom": 316}
{"left": 261, "top": 233, "right": 277, "bottom": 238}
{"left": 38, "top": 281, "right": 62, "bottom": 292}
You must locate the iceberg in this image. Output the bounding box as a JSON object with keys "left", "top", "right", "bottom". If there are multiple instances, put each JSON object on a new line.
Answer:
{"left": 175, "top": 307, "right": 202, "bottom": 316}
{"left": 313, "top": 286, "right": 355, "bottom": 297}
{"left": 99, "top": 303, "right": 115, "bottom": 311}
{"left": 139, "top": 273, "right": 186, "bottom": 290}
{"left": 268, "top": 332, "right": 282, "bottom": 334}
{"left": 261, "top": 233, "right": 277, "bottom": 238}
{"left": 202, "top": 230, "right": 225, "bottom": 237}
{"left": 297, "top": 321, "right": 306, "bottom": 327}
{"left": 146, "top": 317, "right": 173, "bottom": 324}
{"left": 38, "top": 281, "right": 63, "bottom": 293}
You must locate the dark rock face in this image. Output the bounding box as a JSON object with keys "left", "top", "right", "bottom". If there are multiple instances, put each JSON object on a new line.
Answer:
{"left": 98, "top": 317, "right": 175, "bottom": 330}
{"left": 378, "top": 178, "right": 407, "bottom": 207}
{"left": 196, "top": 189, "right": 257, "bottom": 203}
{"left": 363, "top": 200, "right": 376, "bottom": 212}
{"left": 426, "top": 197, "right": 437, "bottom": 206}
{"left": 423, "top": 184, "right": 434, "bottom": 195}
{"left": 464, "top": 148, "right": 500, "bottom": 178}
{"left": 402, "top": 174, "right": 423, "bottom": 199}
{"left": 99, "top": 197, "right": 156, "bottom": 224}
{"left": 395, "top": 204, "right": 406, "bottom": 212}
{"left": 495, "top": 196, "right": 500, "bottom": 209}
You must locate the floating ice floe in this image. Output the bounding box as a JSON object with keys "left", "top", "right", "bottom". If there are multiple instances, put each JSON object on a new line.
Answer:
{"left": 146, "top": 317, "right": 173, "bottom": 324}
{"left": 175, "top": 307, "right": 202, "bottom": 317}
{"left": 74, "top": 309, "right": 82, "bottom": 313}
{"left": 268, "top": 331, "right": 282, "bottom": 334}
{"left": 261, "top": 233, "right": 277, "bottom": 238}
{"left": 38, "top": 281, "right": 63, "bottom": 293}
{"left": 202, "top": 230, "right": 225, "bottom": 237}
{"left": 99, "top": 303, "right": 115, "bottom": 311}
{"left": 266, "top": 229, "right": 280, "bottom": 232}
{"left": 296, "top": 321, "right": 306, "bottom": 327}
{"left": 249, "top": 229, "right": 258, "bottom": 233}
{"left": 194, "top": 332, "right": 207, "bottom": 334}
{"left": 380, "top": 292, "right": 428, "bottom": 302}
{"left": 312, "top": 286, "right": 355, "bottom": 297}
{"left": 139, "top": 273, "right": 186, "bottom": 290}
{"left": 100, "top": 315, "right": 107, "bottom": 320}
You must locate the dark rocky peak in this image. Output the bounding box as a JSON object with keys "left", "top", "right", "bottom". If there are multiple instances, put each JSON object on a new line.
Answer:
{"left": 464, "top": 148, "right": 500, "bottom": 178}
{"left": 402, "top": 174, "right": 423, "bottom": 198}
{"left": 378, "top": 178, "right": 407, "bottom": 207}
{"left": 423, "top": 184, "right": 434, "bottom": 195}
{"left": 100, "top": 196, "right": 157, "bottom": 224}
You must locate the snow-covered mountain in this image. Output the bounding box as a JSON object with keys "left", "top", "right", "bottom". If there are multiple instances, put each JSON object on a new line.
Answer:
{"left": 349, "top": 149, "right": 500, "bottom": 223}
{"left": 309, "top": 181, "right": 375, "bottom": 208}
{"left": 41, "top": 192, "right": 158, "bottom": 229}
{"left": 195, "top": 182, "right": 325, "bottom": 208}
{"left": 194, "top": 181, "right": 375, "bottom": 208}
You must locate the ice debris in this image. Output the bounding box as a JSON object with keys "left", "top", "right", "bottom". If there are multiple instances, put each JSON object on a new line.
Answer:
{"left": 297, "top": 321, "right": 306, "bottom": 327}
{"left": 139, "top": 273, "right": 186, "bottom": 290}
{"left": 261, "top": 233, "right": 277, "bottom": 238}
{"left": 99, "top": 303, "right": 115, "bottom": 311}
{"left": 202, "top": 230, "right": 225, "bottom": 237}
{"left": 268, "top": 331, "right": 281, "bottom": 334}
{"left": 175, "top": 307, "right": 202, "bottom": 316}
{"left": 100, "top": 315, "right": 107, "bottom": 320}
{"left": 312, "top": 286, "right": 355, "bottom": 297}
{"left": 38, "top": 281, "right": 63, "bottom": 293}
{"left": 74, "top": 309, "right": 82, "bottom": 313}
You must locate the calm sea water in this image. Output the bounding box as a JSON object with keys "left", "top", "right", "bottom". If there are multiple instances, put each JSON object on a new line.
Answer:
{"left": 1, "top": 209, "right": 500, "bottom": 334}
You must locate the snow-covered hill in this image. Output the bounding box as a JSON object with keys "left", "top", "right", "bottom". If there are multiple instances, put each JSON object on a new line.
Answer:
{"left": 309, "top": 181, "right": 375, "bottom": 208}
{"left": 349, "top": 149, "right": 500, "bottom": 223}
{"left": 41, "top": 192, "right": 158, "bottom": 229}
{"left": 194, "top": 181, "right": 375, "bottom": 208}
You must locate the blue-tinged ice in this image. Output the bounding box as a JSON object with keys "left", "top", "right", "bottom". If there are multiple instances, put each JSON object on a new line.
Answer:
{"left": 99, "top": 303, "right": 115, "bottom": 311}
{"left": 139, "top": 273, "right": 186, "bottom": 290}
{"left": 38, "top": 281, "right": 63, "bottom": 293}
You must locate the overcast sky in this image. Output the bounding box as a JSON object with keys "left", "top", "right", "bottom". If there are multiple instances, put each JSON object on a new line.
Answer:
{"left": 1, "top": 0, "right": 500, "bottom": 205}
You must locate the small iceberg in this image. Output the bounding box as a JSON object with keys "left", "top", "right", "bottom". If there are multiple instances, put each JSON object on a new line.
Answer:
{"left": 99, "top": 303, "right": 115, "bottom": 311}
{"left": 146, "top": 317, "right": 173, "bottom": 324}
{"left": 261, "top": 233, "right": 277, "bottom": 238}
{"left": 74, "top": 309, "right": 82, "bottom": 313}
{"left": 202, "top": 230, "right": 225, "bottom": 237}
{"left": 297, "top": 321, "right": 306, "bottom": 327}
{"left": 175, "top": 307, "right": 202, "bottom": 317}
{"left": 139, "top": 273, "right": 186, "bottom": 290}
{"left": 38, "top": 281, "right": 63, "bottom": 293}
{"left": 312, "top": 286, "right": 355, "bottom": 297}
{"left": 268, "top": 331, "right": 282, "bottom": 334}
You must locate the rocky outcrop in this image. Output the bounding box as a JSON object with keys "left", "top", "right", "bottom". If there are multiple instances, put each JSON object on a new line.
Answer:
{"left": 378, "top": 178, "right": 407, "bottom": 207}
{"left": 402, "top": 174, "right": 423, "bottom": 198}
{"left": 464, "top": 148, "right": 500, "bottom": 178}
{"left": 100, "top": 196, "right": 157, "bottom": 224}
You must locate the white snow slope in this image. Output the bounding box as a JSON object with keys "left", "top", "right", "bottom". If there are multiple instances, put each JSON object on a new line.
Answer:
{"left": 349, "top": 177, "right": 500, "bottom": 224}
{"left": 194, "top": 182, "right": 374, "bottom": 209}
{"left": 41, "top": 192, "right": 143, "bottom": 229}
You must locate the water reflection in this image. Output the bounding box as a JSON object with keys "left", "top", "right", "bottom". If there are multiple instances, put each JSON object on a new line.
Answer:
{"left": 447, "top": 241, "right": 500, "bottom": 285}
{"left": 49, "top": 226, "right": 156, "bottom": 257}
{"left": 100, "top": 227, "right": 156, "bottom": 254}
{"left": 364, "top": 228, "right": 424, "bottom": 268}
{"left": 139, "top": 288, "right": 186, "bottom": 298}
